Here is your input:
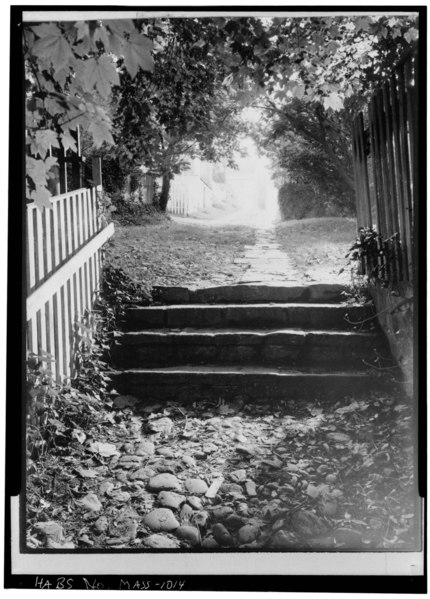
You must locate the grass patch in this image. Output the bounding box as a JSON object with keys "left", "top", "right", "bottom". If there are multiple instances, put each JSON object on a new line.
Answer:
{"left": 275, "top": 217, "right": 358, "bottom": 284}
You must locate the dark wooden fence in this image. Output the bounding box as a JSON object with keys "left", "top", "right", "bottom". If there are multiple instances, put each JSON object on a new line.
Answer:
{"left": 352, "top": 50, "right": 418, "bottom": 287}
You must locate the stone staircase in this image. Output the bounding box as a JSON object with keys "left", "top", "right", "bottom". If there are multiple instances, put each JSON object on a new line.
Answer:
{"left": 111, "top": 283, "right": 397, "bottom": 403}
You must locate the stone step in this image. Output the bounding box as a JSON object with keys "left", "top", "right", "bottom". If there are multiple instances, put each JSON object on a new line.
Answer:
{"left": 125, "top": 302, "right": 375, "bottom": 331}
{"left": 152, "top": 283, "right": 355, "bottom": 305}
{"left": 111, "top": 366, "right": 397, "bottom": 402}
{"left": 113, "top": 328, "right": 386, "bottom": 368}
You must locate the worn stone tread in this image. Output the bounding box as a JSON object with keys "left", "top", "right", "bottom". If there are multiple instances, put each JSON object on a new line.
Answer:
{"left": 152, "top": 283, "right": 355, "bottom": 304}
{"left": 111, "top": 365, "right": 397, "bottom": 401}
{"left": 119, "top": 327, "right": 378, "bottom": 340}
{"left": 125, "top": 302, "right": 375, "bottom": 330}
{"left": 116, "top": 365, "right": 374, "bottom": 376}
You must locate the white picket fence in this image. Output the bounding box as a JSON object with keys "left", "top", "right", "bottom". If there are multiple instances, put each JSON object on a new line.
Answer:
{"left": 168, "top": 178, "right": 215, "bottom": 216}
{"left": 26, "top": 187, "right": 114, "bottom": 381}
{"left": 168, "top": 183, "right": 190, "bottom": 216}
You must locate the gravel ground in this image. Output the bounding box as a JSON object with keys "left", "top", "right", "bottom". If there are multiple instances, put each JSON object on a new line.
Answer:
{"left": 27, "top": 387, "right": 418, "bottom": 551}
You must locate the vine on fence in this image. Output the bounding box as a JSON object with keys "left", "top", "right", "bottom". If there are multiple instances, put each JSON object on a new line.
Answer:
{"left": 345, "top": 227, "right": 400, "bottom": 286}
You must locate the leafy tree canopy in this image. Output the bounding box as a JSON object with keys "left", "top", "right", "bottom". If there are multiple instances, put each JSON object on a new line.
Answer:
{"left": 111, "top": 18, "right": 252, "bottom": 209}
{"left": 24, "top": 18, "right": 155, "bottom": 209}
{"left": 24, "top": 13, "right": 419, "bottom": 210}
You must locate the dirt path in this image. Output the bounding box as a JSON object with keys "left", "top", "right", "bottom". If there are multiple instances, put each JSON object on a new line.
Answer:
{"left": 106, "top": 219, "right": 256, "bottom": 293}
{"left": 107, "top": 212, "right": 356, "bottom": 292}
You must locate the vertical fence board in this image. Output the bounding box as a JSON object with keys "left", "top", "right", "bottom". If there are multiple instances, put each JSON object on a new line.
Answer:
{"left": 35, "top": 208, "right": 45, "bottom": 283}
{"left": 66, "top": 279, "right": 74, "bottom": 375}
{"left": 91, "top": 188, "right": 97, "bottom": 233}
{"left": 65, "top": 194, "right": 73, "bottom": 258}
{"left": 94, "top": 248, "right": 100, "bottom": 298}
{"left": 397, "top": 66, "right": 413, "bottom": 279}
{"left": 85, "top": 189, "right": 95, "bottom": 237}
{"left": 81, "top": 191, "right": 88, "bottom": 241}
{"left": 84, "top": 261, "right": 90, "bottom": 313}
{"left": 47, "top": 297, "right": 55, "bottom": 374}
{"left": 36, "top": 309, "right": 42, "bottom": 358}
{"left": 405, "top": 57, "right": 418, "bottom": 281}
{"left": 71, "top": 193, "right": 78, "bottom": 253}
{"left": 376, "top": 89, "right": 395, "bottom": 239}
{"left": 78, "top": 267, "right": 84, "bottom": 316}
{"left": 73, "top": 272, "right": 78, "bottom": 325}
{"left": 352, "top": 119, "right": 364, "bottom": 229}
{"left": 76, "top": 192, "right": 83, "bottom": 247}
{"left": 89, "top": 256, "right": 94, "bottom": 305}
{"left": 52, "top": 200, "right": 60, "bottom": 268}
{"left": 357, "top": 113, "right": 372, "bottom": 228}
{"left": 60, "top": 285, "right": 68, "bottom": 378}
{"left": 27, "top": 208, "right": 36, "bottom": 292}
{"left": 27, "top": 318, "right": 35, "bottom": 355}
{"left": 382, "top": 81, "right": 401, "bottom": 282}
{"left": 41, "top": 209, "right": 49, "bottom": 276}
{"left": 46, "top": 208, "right": 54, "bottom": 274}
{"left": 40, "top": 301, "right": 47, "bottom": 361}
{"left": 371, "top": 96, "right": 387, "bottom": 279}
{"left": 52, "top": 293, "right": 61, "bottom": 380}
{"left": 29, "top": 317, "right": 37, "bottom": 356}
{"left": 58, "top": 198, "right": 67, "bottom": 262}
{"left": 390, "top": 75, "right": 409, "bottom": 280}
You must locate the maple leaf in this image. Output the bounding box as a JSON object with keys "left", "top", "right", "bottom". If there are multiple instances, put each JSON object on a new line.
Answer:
{"left": 404, "top": 28, "right": 419, "bottom": 44}
{"left": 26, "top": 156, "right": 58, "bottom": 189}
{"left": 74, "top": 20, "right": 89, "bottom": 41}
{"left": 79, "top": 56, "right": 120, "bottom": 98}
{"left": 107, "top": 31, "right": 124, "bottom": 57}
{"left": 291, "top": 84, "right": 305, "bottom": 100}
{"left": 322, "top": 92, "right": 344, "bottom": 112}
{"left": 60, "top": 132, "right": 78, "bottom": 153}
{"left": 44, "top": 96, "right": 68, "bottom": 117}
{"left": 122, "top": 33, "right": 154, "bottom": 78}
{"left": 88, "top": 119, "right": 114, "bottom": 148}
{"left": 104, "top": 19, "right": 136, "bottom": 36}
{"left": 93, "top": 24, "right": 110, "bottom": 51}
{"left": 29, "top": 185, "right": 53, "bottom": 211}
{"left": 31, "top": 23, "right": 74, "bottom": 74}
{"left": 354, "top": 17, "right": 372, "bottom": 32}
{"left": 31, "top": 129, "right": 60, "bottom": 158}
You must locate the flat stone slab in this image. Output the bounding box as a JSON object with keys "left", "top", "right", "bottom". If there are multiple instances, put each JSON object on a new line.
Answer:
{"left": 152, "top": 284, "right": 351, "bottom": 305}
{"left": 114, "top": 327, "right": 382, "bottom": 369}
{"left": 113, "top": 366, "right": 396, "bottom": 402}
{"left": 125, "top": 303, "right": 375, "bottom": 331}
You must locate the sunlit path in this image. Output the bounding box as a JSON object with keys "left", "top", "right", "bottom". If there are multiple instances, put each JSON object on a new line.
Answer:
{"left": 238, "top": 227, "right": 300, "bottom": 284}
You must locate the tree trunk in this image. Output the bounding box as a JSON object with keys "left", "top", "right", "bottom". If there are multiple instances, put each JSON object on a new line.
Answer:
{"left": 158, "top": 173, "right": 171, "bottom": 212}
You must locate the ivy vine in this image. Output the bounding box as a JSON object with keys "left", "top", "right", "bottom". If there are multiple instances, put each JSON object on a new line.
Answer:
{"left": 346, "top": 227, "right": 401, "bottom": 285}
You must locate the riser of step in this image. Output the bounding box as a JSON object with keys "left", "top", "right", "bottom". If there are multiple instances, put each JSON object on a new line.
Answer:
{"left": 125, "top": 303, "right": 375, "bottom": 331}
{"left": 152, "top": 283, "right": 354, "bottom": 305}
{"left": 113, "top": 330, "right": 384, "bottom": 368}
{"left": 111, "top": 368, "right": 396, "bottom": 402}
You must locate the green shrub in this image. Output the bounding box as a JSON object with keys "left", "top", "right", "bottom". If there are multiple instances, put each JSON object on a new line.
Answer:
{"left": 111, "top": 194, "right": 169, "bottom": 226}
{"left": 278, "top": 182, "right": 352, "bottom": 220}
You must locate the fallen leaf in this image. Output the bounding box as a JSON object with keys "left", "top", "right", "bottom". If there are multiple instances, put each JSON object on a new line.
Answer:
{"left": 88, "top": 442, "right": 119, "bottom": 457}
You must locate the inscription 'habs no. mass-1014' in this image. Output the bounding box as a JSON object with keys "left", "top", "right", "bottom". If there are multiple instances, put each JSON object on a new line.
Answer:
{"left": 34, "top": 576, "right": 186, "bottom": 590}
